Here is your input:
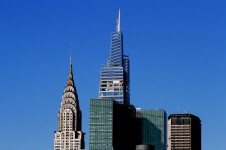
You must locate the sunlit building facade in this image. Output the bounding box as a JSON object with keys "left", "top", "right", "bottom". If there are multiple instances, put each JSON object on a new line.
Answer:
{"left": 54, "top": 58, "right": 85, "bottom": 150}
{"left": 168, "top": 114, "right": 201, "bottom": 150}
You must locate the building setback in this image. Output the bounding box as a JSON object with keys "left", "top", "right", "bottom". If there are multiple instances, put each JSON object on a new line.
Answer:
{"left": 54, "top": 55, "right": 85, "bottom": 150}
{"left": 168, "top": 114, "right": 201, "bottom": 150}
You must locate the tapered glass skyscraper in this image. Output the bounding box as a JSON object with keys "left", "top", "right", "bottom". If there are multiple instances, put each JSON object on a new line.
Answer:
{"left": 99, "top": 10, "right": 130, "bottom": 105}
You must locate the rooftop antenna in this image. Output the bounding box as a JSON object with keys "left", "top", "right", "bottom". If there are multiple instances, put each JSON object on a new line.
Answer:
{"left": 116, "top": 9, "right": 121, "bottom": 32}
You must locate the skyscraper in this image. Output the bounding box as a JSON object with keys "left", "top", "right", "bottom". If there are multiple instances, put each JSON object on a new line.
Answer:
{"left": 99, "top": 10, "right": 130, "bottom": 105}
{"left": 54, "top": 54, "right": 85, "bottom": 150}
{"left": 89, "top": 98, "right": 136, "bottom": 150}
{"left": 136, "top": 109, "right": 167, "bottom": 150}
{"left": 168, "top": 114, "right": 201, "bottom": 150}
{"left": 89, "top": 11, "right": 136, "bottom": 149}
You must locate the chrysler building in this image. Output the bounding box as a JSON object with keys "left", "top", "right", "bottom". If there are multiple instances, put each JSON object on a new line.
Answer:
{"left": 54, "top": 53, "right": 85, "bottom": 150}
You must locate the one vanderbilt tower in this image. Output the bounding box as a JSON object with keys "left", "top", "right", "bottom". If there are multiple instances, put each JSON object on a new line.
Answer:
{"left": 99, "top": 10, "right": 130, "bottom": 105}
{"left": 54, "top": 52, "right": 85, "bottom": 150}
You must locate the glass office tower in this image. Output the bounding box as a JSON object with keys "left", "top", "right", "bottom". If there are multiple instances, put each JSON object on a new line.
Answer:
{"left": 89, "top": 99, "right": 114, "bottom": 149}
{"left": 89, "top": 99, "right": 136, "bottom": 150}
{"left": 99, "top": 10, "right": 130, "bottom": 105}
{"left": 136, "top": 109, "right": 167, "bottom": 150}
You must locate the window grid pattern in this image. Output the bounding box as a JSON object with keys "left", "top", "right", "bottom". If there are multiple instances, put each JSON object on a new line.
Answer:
{"left": 99, "top": 30, "right": 130, "bottom": 105}
{"left": 136, "top": 110, "right": 167, "bottom": 150}
{"left": 109, "top": 32, "right": 123, "bottom": 67}
{"left": 89, "top": 99, "right": 114, "bottom": 150}
{"left": 99, "top": 66, "right": 124, "bottom": 103}
{"left": 54, "top": 109, "right": 83, "bottom": 150}
{"left": 168, "top": 114, "right": 201, "bottom": 150}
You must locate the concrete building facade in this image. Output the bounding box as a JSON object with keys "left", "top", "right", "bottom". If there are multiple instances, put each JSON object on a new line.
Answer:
{"left": 168, "top": 114, "right": 201, "bottom": 150}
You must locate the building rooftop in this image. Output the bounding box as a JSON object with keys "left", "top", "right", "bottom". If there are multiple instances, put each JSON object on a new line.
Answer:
{"left": 168, "top": 113, "right": 201, "bottom": 121}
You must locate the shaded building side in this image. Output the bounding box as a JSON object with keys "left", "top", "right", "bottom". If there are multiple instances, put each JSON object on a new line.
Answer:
{"left": 136, "top": 109, "right": 167, "bottom": 150}
{"left": 89, "top": 99, "right": 136, "bottom": 150}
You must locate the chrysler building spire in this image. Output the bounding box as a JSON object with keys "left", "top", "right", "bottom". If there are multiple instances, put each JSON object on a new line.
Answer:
{"left": 54, "top": 49, "right": 85, "bottom": 150}
{"left": 70, "top": 43, "right": 72, "bottom": 66}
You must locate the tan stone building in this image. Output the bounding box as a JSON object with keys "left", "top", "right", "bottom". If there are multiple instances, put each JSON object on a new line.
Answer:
{"left": 168, "top": 114, "right": 201, "bottom": 150}
{"left": 54, "top": 56, "right": 85, "bottom": 150}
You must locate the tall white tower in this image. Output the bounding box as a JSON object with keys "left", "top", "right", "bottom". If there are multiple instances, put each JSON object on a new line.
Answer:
{"left": 54, "top": 54, "right": 85, "bottom": 150}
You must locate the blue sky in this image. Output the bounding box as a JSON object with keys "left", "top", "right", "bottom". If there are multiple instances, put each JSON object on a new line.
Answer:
{"left": 0, "top": 0, "right": 226, "bottom": 149}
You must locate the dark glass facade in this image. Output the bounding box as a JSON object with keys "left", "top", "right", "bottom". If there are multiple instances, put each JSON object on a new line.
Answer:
{"left": 89, "top": 99, "right": 136, "bottom": 150}
{"left": 136, "top": 109, "right": 167, "bottom": 150}
{"left": 89, "top": 99, "right": 113, "bottom": 149}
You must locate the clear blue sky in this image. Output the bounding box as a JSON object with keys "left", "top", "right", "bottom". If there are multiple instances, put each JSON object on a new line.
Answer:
{"left": 0, "top": 0, "right": 225, "bottom": 149}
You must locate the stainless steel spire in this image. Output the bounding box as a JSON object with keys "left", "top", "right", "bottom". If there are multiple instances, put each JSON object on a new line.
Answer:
{"left": 70, "top": 43, "right": 73, "bottom": 66}
{"left": 116, "top": 9, "right": 121, "bottom": 32}
{"left": 54, "top": 49, "right": 85, "bottom": 150}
